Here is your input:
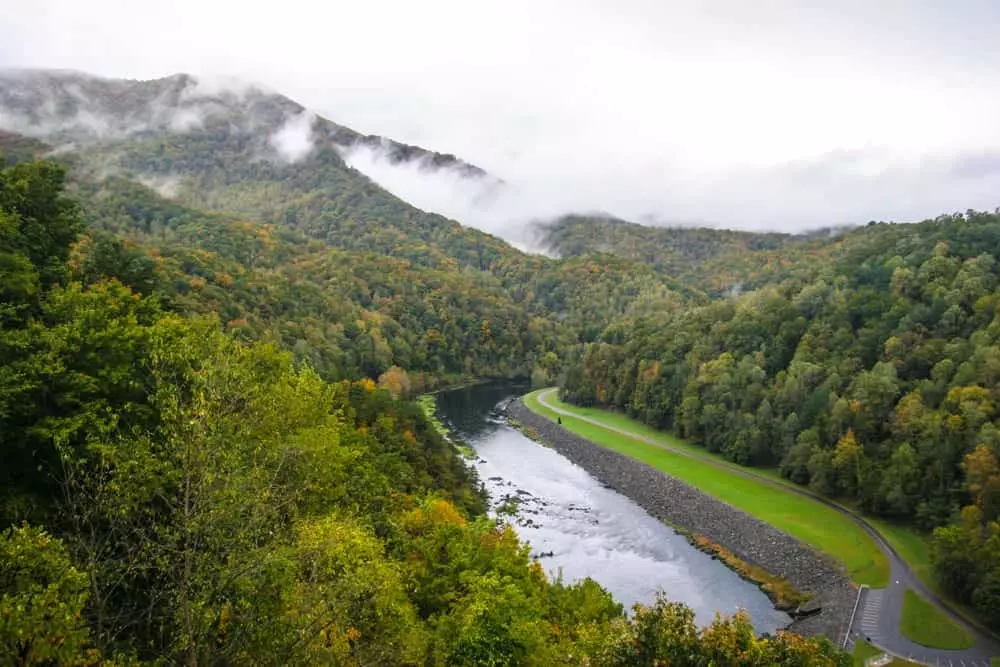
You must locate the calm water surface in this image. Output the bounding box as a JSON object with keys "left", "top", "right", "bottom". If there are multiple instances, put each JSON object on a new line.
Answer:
{"left": 435, "top": 381, "right": 790, "bottom": 634}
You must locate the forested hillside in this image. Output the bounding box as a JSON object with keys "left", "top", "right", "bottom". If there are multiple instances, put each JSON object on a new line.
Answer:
{"left": 540, "top": 215, "right": 856, "bottom": 296}
{"left": 0, "top": 157, "right": 851, "bottom": 663}
{"left": 0, "top": 69, "right": 490, "bottom": 177}
{"left": 5, "top": 66, "right": 998, "bottom": 660}
{"left": 0, "top": 70, "right": 859, "bottom": 665}
{"left": 560, "top": 213, "right": 1000, "bottom": 627}
{"left": 0, "top": 70, "right": 679, "bottom": 388}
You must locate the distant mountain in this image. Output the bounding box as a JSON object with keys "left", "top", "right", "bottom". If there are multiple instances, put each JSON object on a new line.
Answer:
{"left": 535, "top": 214, "right": 862, "bottom": 295}
{"left": 539, "top": 215, "right": 796, "bottom": 263}
{"left": 0, "top": 70, "right": 685, "bottom": 383}
{"left": 0, "top": 68, "right": 519, "bottom": 273}
{"left": 0, "top": 68, "right": 492, "bottom": 178}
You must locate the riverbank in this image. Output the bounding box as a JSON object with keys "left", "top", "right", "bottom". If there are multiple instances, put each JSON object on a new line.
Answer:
{"left": 507, "top": 398, "right": 856, "bottom": 640}
{"left": 523, "top": 389, "right": 1000, "bottom": 664}
{"left": 524, "top": 390, "right": 888, "bottom": 588}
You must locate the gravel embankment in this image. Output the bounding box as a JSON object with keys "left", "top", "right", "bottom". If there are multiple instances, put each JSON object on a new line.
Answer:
{"left": 507, "top": 399, "right": 856, "bottom": 641}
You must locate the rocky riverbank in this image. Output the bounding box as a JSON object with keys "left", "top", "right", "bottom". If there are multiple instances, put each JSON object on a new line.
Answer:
{"left": 506, "top": 399, "right": 856, "bottom": 641}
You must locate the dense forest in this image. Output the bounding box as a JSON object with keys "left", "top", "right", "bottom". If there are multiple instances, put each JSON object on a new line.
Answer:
{"left": 559, "top": 213, "right": 1000, "bottom": 628}
{"left": 0, "top": 70, "right": 854, "bottom": 665}
{"left": 0, "top": 158, "right": 853, "bottom": 664}
{"left": 538, "top": 215, "right": 852, "bottom": 296}
{"left": 4, "top": 67, "right": 998, "bottom": 661}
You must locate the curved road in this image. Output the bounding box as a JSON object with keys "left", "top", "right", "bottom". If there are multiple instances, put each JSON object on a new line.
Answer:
{"left": 535, "top": 388, "right": 1000, "bottom": 666}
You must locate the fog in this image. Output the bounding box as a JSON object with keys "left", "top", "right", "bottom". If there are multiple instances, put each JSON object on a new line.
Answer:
{"left": 3, "top": 0, "right": 1000, "bottom": 235}
{"left": 270, "top": 112, "right": 316, "bottom": 163}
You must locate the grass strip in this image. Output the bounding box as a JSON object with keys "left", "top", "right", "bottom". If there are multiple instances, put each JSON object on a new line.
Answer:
{"left": 899, "top": 589, "right": 974, "bottom": 650}
{"left": 417, "top": 394, "right": 475, "bottom": 458}
{"left": 523, "top": 389, "right": 889, "bottom": 586}
{"left": 851, "top": 640, "right": 921, "bottom": 666}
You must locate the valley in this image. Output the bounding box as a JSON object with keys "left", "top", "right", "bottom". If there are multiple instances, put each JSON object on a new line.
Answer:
{"left": 2, "top": 68, "right": 1000, "bottom": 666}
{"left": 431, "top": 381, "right": 790, "bottom": 634}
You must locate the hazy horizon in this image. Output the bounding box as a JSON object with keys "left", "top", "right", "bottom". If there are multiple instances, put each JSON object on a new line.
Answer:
{"left": 4, "top": 1, "right": 1000, "bottom": 240}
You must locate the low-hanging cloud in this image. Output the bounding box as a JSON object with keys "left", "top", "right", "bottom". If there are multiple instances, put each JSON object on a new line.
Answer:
{"left": 269, "top": 111, "right": 315, "bottom": 163}
{"left": 137, "top": 174, "right": 183, "bottom": 198}
{"left": 4, "top": 1, "right": 1000, "bottom": 236}
{"left": 0, "top": 69, "right": 216, "bottom": 140}
{"left": 345, "top": 140, "right": 1000, "bottom": 248}
{"left": 342, "top": 143, "right": 606, "bottom": 250}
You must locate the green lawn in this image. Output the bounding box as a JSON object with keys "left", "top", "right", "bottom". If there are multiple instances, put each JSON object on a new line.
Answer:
{"left": 866, "top": 518, "right": 933, "bottom": 587}
{"left": 523, "top": 389, "right": 890, "bottom": 587}
{"left": 899, "top": 589, "right": 974, "bottom": 650}
{"left": 868, "top": 517, "right": 1000, "bottom": 642}
{"left": 851, "top": 638, "right": 881, "bottom": 665}
{"left": 851, "top": 640, "right": 919, "bottom": 666}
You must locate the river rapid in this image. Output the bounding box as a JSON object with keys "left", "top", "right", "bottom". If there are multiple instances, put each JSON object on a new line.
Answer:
{"left": 434, "top": 381, "right": 790, "bottom": 635}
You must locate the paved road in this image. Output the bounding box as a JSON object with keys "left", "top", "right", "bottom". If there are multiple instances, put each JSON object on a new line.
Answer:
{"left": 535, "top": 388, "right": 1000, "bottom": 666}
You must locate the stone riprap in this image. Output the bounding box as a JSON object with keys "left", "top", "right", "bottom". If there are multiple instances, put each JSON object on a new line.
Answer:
{"left": 506, "top": 398, "right": 856, "bottom": 641}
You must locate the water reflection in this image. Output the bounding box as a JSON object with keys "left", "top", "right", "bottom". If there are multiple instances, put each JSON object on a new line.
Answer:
{"left": 435, "top": 382, "right": 790, "bottom": 634}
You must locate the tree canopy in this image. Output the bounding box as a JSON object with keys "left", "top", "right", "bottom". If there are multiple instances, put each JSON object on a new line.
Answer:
{"left": 0, "top": 156, "right": 850, "bottom": 664}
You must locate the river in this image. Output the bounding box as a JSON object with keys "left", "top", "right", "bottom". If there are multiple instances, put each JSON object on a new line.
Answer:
{"left": 434, "top": 381, "right": 790, "bottom": 635}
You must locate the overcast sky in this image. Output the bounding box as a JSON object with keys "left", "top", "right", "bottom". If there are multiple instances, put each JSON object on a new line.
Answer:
{"left": 4, "top": 0, "right": 1000, "bottom": 235}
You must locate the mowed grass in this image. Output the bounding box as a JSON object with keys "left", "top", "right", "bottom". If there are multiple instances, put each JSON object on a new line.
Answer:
{"left": 867, "top": 518, "right": 933, "bottom": 587}
{"left": 900, "top": 589, "right": 974, "bottom": 649}
{"left": 523, "top": 389, "right": 890, "bottom": 587}
{"left": 851, "top": 640, "right": 920, "bottom": 666}
{"left": 868, "top": 518, "right": 1000, "bottom": 642}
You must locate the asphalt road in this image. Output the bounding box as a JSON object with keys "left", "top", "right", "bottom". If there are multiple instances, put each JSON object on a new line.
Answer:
{"left": 535, "top": 388, "right": 1000, "bottom": 666}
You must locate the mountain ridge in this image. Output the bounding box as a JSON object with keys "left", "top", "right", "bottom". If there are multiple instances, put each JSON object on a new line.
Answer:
{"left": 0, "top": 68, "right": 495, "bottom": 180}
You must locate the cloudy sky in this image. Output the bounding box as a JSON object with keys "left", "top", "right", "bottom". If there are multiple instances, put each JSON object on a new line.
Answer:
{"left": 4, "top": 0, "right": 1000, "bottom": 235}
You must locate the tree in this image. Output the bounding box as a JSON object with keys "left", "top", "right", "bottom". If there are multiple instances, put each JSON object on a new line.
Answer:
{"left": 0, "top": 160, "right": 82, "bottom": 301}
{"left": 0, "top": 525, "right": 93, "bottom": 666}
{"left": 77, "top": 233, "right": 159, "bottom": 296}
{"left": 378, "top": 364, "right": 411, "bottom": 399}
{"left": 931, "top": 506, "right": 987, "bottom": 601}
{"left": 964, "top": 444, "right": 1000, "bottom": 521}
{"left": 880, "top": 443, "right": 920, "bottom": 516}
{"left": 278, "top": 516, "right": 426, "bottom": 665}
{"left": 596, "top": 593, "right": 849, "bottom": 666}
{"left": 832, "top": 429, "right": 864, "bottom": 497}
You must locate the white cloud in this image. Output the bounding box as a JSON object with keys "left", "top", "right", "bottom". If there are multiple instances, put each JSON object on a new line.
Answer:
{"left": 270, "top": 111, "right": 315, "bottom": 163}
{"left": 137, "top": 174, "right": 183, "bottom": 198}
{"left": 3, "top": 0, "right": 1000, "bottom": 233}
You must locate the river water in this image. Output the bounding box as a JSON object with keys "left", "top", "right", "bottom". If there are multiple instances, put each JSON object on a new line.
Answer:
{"left": 435, "top": 381, "right": 790, "bottom": 635}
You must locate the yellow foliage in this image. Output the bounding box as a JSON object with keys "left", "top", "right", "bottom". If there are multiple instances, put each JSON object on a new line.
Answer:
{"left": 402, "top": 499, "right": 467, "bottom": 537}
{"left": 426, "top": 499, "right": 465, "bottom": 527}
